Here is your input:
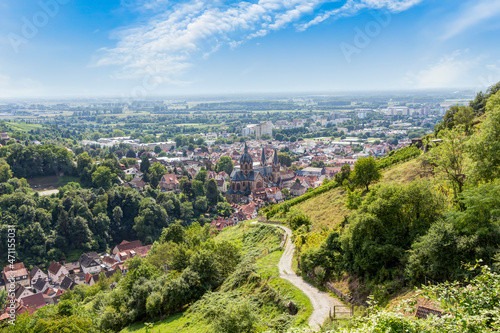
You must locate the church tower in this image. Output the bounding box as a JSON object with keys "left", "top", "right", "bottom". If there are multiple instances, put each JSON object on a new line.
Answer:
{"left": 239, "top": 142, "right": 253, "bottom": 176}
{"left": 272, "top": 148, "right": 280, "bottom": 183}
{"left": 261, "top": 147, "right": 266, "bottom": 166}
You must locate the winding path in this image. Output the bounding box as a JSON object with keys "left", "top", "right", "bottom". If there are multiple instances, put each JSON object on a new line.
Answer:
{"left": 274, "top": 224, "right": 345, "bottom": 330}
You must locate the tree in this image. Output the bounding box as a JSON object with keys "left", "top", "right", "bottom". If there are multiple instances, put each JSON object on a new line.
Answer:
{"left": 92, "top": 166, "right": 117, "bottom": 190}
{"left": 216, "top": 156, "right": 234, "bottom": 175}
{"left": 467, "top": 91, "right": 500, "bottom": 183}
{"left": 195, "top": 169, "right": 207, "bottom": 183}
{"left": 134, "top": 199, "right": 169, "bottom": 244}
{"left": 429, "top": 128, "right": 467, "bottom": 199}
{"left": 126, "top": 149, "right": 136, "bottom": 158}
{"left": 342, "top": 181, "right": 444, "bottom": 280}
{"left": 140, "top": 155, "right": 151, "bottom": 174}
{"left": 154, "top": 145, "right": 162, "bottom": 154}
{"left": 113, "top": 129, "right": 125, "bottom": 137}
{"left": 351, "top": 156, "right": 381, "bottom": 191}
{"left": 0, "top": 289, "right": 7, "bottom": 311}
{"left": 335, "top": 164, "right": 351, "bottom": 185}
{"left": 148, "top": 162, "right": 166, "bottom": 188}
{"left": 206, "top": 178, "right": 219, "bottom": 206}
{"left": 289, "top": 212, "right": 311, "bottom": 231}
{"left": 0, "top": 162, "right": 13, "bottom": 182}
{"left": 159, "top": 223, "right": 186, "bottom": 244}
{"left": 71, "top": 216, "right": 92, "bottom": 249}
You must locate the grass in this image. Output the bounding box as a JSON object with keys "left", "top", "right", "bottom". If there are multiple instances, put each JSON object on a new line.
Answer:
{"left": 294, "top": 187, "right": 351, "bottom": 230}
{"left": 380, "top": 156, "right": 430, "bottom": 185}
{"left": 64, "top": 249, "right": 85, "bottom": 263}
{"left": 26, "top": 175, "right": 80, "bottom": 190}
{"left": 121, "top": 313, "right": 210, "bottom": 333}
{"left": 120, "top": 223, "right": 313, "bottom": 333}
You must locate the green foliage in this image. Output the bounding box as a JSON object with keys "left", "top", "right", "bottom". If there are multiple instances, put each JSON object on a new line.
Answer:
{"left": 3, "top": 144, "right": 76, "bottom": 178}
{"left": 467, "top": 90, "right": 500, "bottom": 183}
{"left": 351, "top": 156, "right": 381, "bottom": 191}
{"left": 148, "top": 162, "right": 166, "bottom": 188}
{"left": 210, "top": 297, "right": 257, "bottom": 333}
{"left": 375, "top": 146, "right": 421, "bottom": 170}
{"left": 342, "top": 181, "right": 445, "bottom": 281}
{"left": 91, "top": 166, "right": 117, "bottom": 190}
{"left": 216, "top": 155, "right": 234, "bottom": 175}
{"left": 263, "top": 179, "right": 339, "bottom": 219}
{"left": 288, "top": 212, "right": 311, "bottom": 231}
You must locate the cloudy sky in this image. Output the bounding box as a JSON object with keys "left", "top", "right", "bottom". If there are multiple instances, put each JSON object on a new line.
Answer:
{"left": 0, "top": 0, "right": 499, "bottom": 98}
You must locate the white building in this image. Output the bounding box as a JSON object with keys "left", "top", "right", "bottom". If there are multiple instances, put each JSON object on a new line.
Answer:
{"left": 242, "top": 121, "right": 274, "bottom": 138}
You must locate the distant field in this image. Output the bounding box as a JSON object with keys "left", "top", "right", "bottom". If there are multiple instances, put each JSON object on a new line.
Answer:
{"left": 6, "top": 122, "right": 43, "bottom": 132}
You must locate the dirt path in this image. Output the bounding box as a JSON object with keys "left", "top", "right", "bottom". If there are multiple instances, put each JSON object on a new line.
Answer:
{"left": 275, "top": 225, "right": 345, "bottom": 330}
{"left": 38, "top": 189, "right": 59, "bottom": 196}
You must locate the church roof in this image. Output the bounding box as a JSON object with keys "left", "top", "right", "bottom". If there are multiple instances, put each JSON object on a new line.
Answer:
{"left": 231, "top": 170, "right": 261, "bottom": 182}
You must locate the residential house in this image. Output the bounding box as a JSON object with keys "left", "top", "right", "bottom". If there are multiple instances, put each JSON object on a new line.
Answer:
{"left": 20, "top": 293, "right": 46, "bottom": 314}
{"left": 60, "top": 276, "right": 76, "bottom": 291}
{"left": 210, "top": 217, "right": 235, "bottom": 231}
{"left": 128, "top": 176, "right": 146, "bottom": 191}
{"left": 216, "top": 178, "right": 227, "bottom": 193}
{"left": 290, "top": 182, "right": 307, "bottom": 196}
{"left": 29, "top": 266, "right": 48, "bottom": 286}
{"left": 238, "top": 202, "right": 259, "bottom": 221}
{"left": 3, "top": 263, "right": 30, "bottom": 288}
{"left": 33, "top": 279, "right": 49, "bottom": 294}
{"left": 101, "top": 256, "right": 119, "bottom": 269}
{"left": 112, "top": 240, "right": 143, "bottom": 255}
{"left": 265, "top": 187, "right": 282, "bottom": 201}
{"left": 14, "top": 284, "right": 33, "bottom": 301}
{"left": 159, "top": 174, "right": 180, "bottom": 192}
{"left": 78, "top": 253, "right": 101, "bottom": 275}
{"left": 47, "top": 261, "right": 69, "bottom": 284}
{"left": 114, "top": 245, "right": 152, "bottom": 263}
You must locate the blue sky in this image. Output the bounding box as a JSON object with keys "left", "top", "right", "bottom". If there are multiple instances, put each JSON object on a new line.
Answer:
{"left": 0, "top": 0, "right": 499, "bottom": 98}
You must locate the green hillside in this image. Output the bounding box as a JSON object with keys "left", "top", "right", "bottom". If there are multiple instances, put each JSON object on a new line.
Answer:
{"left": 120, "top": 223, "right": 312, "bottom": 333}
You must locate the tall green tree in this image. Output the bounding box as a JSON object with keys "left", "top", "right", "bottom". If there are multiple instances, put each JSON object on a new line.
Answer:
{"left": 216, "top": 156, "right": 234, "bottom": 175}
{"left": 351, "top": 156, "right": 381, "bottom": 191}
{"left": 148, "top": 162, "right": 166, "bottom": 188}
{"left": 92, "top": 166, "right": 117, "bottom": 190}
{"left": 140, "top": 155, "right": 151, "bottom": 174}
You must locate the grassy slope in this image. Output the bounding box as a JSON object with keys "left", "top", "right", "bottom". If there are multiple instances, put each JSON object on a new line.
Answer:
{"left": 293, "top": 157, "right": 429, "bottom": 231}
{"left": 121, "top": 223, "right": 312, "bottom": 333}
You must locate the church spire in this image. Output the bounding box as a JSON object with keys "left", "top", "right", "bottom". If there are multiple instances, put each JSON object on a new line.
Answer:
{"left": 273, "top": 148, "right": 279, "bottom": 166}
{"left": 261, "top": 147, "right": 266, "bottom": 166}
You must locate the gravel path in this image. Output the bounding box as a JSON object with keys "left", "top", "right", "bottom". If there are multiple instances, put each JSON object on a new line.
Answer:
{"left": 274, "top": 225, "right": 345, "bottom": 330}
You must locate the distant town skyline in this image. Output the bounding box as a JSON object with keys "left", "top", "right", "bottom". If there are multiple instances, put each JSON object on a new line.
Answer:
{"left": 1, "top": 0, "right": 500, "bottom": 98}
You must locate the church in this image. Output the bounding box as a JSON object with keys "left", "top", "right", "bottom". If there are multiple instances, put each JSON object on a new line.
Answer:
{"left": 225, "top": 142, "right": 281, "bottom": 203}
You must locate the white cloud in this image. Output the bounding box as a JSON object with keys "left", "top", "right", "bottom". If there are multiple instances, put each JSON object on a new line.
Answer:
{"left": 298, "top": 0, "right": 423, "bottom": 30}
{"left": 96, "top": 0, "right": 423, "bottom": 81}
{"left": 442, "top": 0, "right": 500, "bottom": 40}
{"left": 403, "top": 50, "right": 498, "bottom": 90}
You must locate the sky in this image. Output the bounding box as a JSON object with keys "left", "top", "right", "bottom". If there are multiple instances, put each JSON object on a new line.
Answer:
{"left": 0, "top": 0, "right": 499, "bottom": 98}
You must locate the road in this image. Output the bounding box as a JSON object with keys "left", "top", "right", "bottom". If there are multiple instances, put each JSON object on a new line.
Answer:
{"left": 275, "top": 225, "right": 345, "bottom": 330}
